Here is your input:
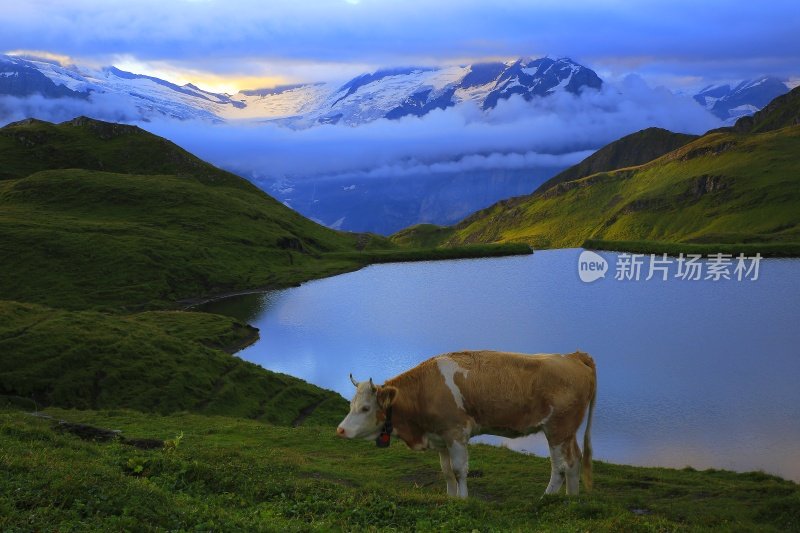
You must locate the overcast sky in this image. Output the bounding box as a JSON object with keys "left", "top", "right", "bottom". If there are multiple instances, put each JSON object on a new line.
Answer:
{"left": 1, "top": 0, "right": 798, "bottom": 92}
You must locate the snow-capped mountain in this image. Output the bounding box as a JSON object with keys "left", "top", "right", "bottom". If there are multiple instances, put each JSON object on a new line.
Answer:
{"left": 0, "top": 54, "right": 241, "bottom": 122}
{"left": 0, "top": 56, "right": 87, "bottom": 100}
{"left": 4, "top": 53, "right": 791, "bottom": 130}
{"left": 0, "top": 54, "right": 602, "bottom": 126}
{"left": 693, "top": 76, "right": 791, "bottom": 123}
{"left": 279, "top": 57, "right": 603, "bottom": 126}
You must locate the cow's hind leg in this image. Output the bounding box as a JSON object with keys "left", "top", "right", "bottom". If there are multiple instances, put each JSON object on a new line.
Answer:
{"left": 438, "top": 448, "right": 458, "bottom": 497}
{"left": 447, "top": 441, "right": 469, "bottom": 498}
{"left": 545, "top": 435, "right": 583, "bottom": 496}
{"left": 544, "top": 443, "right": 566, "bottom": 495}
{"left": 564, "top": 436, "right": 582, "bottom": 496}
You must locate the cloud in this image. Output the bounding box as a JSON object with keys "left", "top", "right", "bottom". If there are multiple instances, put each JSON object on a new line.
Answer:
{"left": 0, "top": 76, "right": 721, "bottom": 185}
{"left": 324, "top": 151, "right": 597, "bottom": 181}
{"left": 0, "top": 92, "right": 141, "bottom": 125}
{"left": 137, "top": 76, "right": 721, "bottom": 182}
{"left": 0, "top": 0, "right": 798, "bottom": 85}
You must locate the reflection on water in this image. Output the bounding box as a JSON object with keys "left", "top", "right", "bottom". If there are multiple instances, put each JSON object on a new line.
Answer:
{"left": 198, "top": 250, "right": 800, "bottom": 481}
{"left": 200, "top": 291, "right": 280, "bottom": 322}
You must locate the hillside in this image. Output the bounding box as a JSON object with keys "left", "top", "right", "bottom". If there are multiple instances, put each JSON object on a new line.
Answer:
{"left": 0, "top": 166, "right": 369, "bottom": 310}
{"left": 535, "top": 127, "right": 698, "bottom": 194}
{"left": 447, "top": 126, "right": 800, "bottom": 249}
{"left": 0, "top": 117, "right": 254, "bottom": 188}
{"left": 0, "top": 117, "right": 382, "bottom": 310}
{"left": 393, "top": 87, "right": 800, "bottom": 254}
{"left": 2, "top": 406, "right": 798, "bottom": 531}
{"left": 0, "top": 301, "right": 346, "bottom": 425}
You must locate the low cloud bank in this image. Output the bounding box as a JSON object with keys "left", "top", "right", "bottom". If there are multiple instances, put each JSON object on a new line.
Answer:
{"left": 1, "top": 75, "right": 722, "bottom": 182}
{"left": 0, "top": 92, "right": 141, "bottom": 125}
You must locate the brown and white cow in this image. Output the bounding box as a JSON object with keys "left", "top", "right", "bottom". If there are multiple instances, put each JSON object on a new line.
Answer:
{"left": 336, "top": 350, "right": 597, "bottom": 498}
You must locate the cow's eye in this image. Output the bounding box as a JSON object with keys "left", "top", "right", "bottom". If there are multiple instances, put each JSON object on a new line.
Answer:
{"left": 361, "top": 406, "right": 370, "bottom": 413}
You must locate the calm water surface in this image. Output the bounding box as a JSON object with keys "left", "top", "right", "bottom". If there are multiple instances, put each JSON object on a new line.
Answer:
{"left": 199, "top": 250, "right": 800, "bottom": 481}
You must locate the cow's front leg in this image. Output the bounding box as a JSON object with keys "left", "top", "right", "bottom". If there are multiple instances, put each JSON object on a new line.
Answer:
{"left": 438, "top": 448, "right": 458, "bottom": 496}
{"left": 447, "top": 441, "right": 469, "bottom": 498}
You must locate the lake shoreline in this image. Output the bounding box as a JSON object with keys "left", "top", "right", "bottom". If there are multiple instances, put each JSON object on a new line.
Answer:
{"left": 182, "top": 238, "right": 794, "bottom": 312}
{"left": 178, "top": 243, "right": 533, "bottom": 310}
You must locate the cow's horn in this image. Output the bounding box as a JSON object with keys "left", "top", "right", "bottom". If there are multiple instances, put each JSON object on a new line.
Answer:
{"left": 349, "top": 373, "right": 358, "bottom": 387}
{"left": 369, "top": 378, "right": 376, "bottom": 391}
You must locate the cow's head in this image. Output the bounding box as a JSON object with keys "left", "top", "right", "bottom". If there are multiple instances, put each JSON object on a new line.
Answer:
{"left": 336, "top": 374, "right": 397, "bottom": 439}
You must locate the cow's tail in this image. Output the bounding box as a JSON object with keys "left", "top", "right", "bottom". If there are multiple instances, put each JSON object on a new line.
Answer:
{"left": 578, "top": 352, "right": 596, "bottom": 492}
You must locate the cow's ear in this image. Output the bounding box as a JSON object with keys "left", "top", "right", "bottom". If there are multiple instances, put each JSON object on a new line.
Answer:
{"left": 377, "top": 386, "right": 398, "bottom": 409}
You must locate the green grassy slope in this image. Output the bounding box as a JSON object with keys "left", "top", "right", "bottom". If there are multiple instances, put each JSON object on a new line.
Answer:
{"left": 390, "top": 128, "right": 697, "bottom": 249}
{"left": 0, "top": 167, "right": 371, "bottom": 310}
{"left": 536, "top": 127, "right": 698, "bottom": 194}
{"left": 0, "top": 117, "right": 529, "bottom": 311}
{"left": 444, "top": 126, "right": 800, "bottom": 249}
{"left": 390, "top": 223, "right": 456, "bottom": 247}
{"left": 0, "top": 116, "right": 255, "bottom": 190}
{"left": 2, "top": 407, "right": 797, "bottom": 531}
{"left": 0, "top": 300, "right": 346, "bottom": 425}
{"left": 0, "top": 117, "right": 391, "bottom": 310}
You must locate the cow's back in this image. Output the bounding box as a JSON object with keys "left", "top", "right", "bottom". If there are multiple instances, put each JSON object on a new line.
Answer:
{"left": 439, "top": 350, "right": 595, "bottom": 437}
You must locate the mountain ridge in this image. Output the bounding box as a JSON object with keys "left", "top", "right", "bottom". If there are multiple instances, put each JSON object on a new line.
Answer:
{"left": 0, "top": 115, "right": 256, "bottom": 189}
{"left": 533, "top": 127, "right": 699, "bottom": 195}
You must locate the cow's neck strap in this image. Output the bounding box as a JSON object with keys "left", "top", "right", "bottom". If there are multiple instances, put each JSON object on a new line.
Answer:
{"left": 375, "top": 406, "right": 392, "bottom": 448}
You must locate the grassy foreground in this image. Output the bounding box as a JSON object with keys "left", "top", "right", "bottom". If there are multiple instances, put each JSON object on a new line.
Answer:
{"left": 2, "top": 407, "right": 798, "bottom": 532}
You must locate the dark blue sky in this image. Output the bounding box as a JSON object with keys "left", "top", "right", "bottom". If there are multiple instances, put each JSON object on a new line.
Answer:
{"left": 2, "top": 0, "right": 798, "bottom": 91}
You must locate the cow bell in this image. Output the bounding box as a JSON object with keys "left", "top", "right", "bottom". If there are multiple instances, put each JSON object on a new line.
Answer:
{"left": 375, "top": 431, "right": 391, "bottom": 448}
